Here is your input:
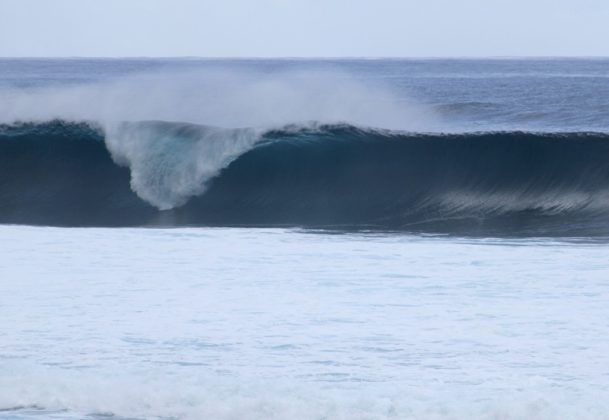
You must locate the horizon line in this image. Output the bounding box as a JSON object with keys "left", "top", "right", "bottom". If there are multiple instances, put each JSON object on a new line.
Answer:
{"left": 1, "top": 55, "right": 609, "bottom": 60}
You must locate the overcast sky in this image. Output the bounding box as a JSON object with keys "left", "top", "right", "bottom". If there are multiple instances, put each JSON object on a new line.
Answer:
{"left": 0, "top": 0, "right": 608, "bottom": 57}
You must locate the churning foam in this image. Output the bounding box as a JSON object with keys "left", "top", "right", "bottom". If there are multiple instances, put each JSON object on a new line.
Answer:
{"left": 1, "top": 364, "right": 607, "bottom": 420}
{"left": 104, "top": 121, "right": 262, "bottom": 210}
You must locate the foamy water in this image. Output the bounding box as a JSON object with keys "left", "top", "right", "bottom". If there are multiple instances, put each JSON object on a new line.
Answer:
{"left": 1, "top": 226, "right": 609, "bottom": 419}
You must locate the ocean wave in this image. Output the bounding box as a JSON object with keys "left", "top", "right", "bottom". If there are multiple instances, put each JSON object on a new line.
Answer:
{"left": 1, "top": 119, "right": 609, "bottom": 236}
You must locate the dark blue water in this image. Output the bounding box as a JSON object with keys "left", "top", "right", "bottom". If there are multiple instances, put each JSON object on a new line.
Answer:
{"left": 1, "top": 58, "right": 609, "bottom": 234}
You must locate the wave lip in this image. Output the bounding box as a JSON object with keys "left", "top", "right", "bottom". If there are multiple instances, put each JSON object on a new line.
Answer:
{"left": 1, "top": 120, "right": 609, "bottom": 236}
{"left": 105, "top": 120, "right": 262, "bottom": 210}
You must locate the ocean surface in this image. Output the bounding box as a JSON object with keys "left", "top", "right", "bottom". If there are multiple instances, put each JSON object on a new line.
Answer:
{"left": 1, "top": 58, "right": 609, "bottom": 419}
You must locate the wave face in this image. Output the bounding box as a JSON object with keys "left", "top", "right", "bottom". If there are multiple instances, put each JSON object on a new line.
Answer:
{"left": 1, "top": 120, "right": 609, "bottom": 236}
{"left": 0, "top": 121, "right": 155, "bottom": 226}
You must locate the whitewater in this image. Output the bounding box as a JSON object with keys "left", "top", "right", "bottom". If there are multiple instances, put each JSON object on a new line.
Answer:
{"left": 1, "top": 58, "right": 609, "bottom": 419}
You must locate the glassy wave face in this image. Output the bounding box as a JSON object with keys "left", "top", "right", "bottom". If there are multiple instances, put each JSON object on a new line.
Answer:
{"left": 2, "top": 119, "right": 609, "bottom": 236}
{"left": 2, "top": 58, "right": 609, "bottom": 236}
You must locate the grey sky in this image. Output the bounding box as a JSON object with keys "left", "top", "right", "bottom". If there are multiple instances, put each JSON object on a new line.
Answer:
{"left": 0, "top": 0, "right": 608, "bottom": 57}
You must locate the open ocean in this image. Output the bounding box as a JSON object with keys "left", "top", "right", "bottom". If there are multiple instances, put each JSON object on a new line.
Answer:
{"left": 1, "top": 58, "right": 609, "bottom": 419}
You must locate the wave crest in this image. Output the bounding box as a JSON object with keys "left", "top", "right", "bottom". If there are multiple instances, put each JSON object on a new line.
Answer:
{"left": 105, "top": 121, "right": 261, "bottom": 210}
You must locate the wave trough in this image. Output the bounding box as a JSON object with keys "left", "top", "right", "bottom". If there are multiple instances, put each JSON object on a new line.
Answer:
{"left": 1, "top": 119, "right": 609, "bottom": 236}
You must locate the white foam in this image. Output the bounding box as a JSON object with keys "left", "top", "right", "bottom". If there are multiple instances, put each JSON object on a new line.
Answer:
{"left": 1, "top": 227, "right": 609, "bottom": 419}
{"left": 1, "top": 367, "right": 607, "bottom": 420}
{"left": 104, "top": 121, "right": 261, "bottom": 209}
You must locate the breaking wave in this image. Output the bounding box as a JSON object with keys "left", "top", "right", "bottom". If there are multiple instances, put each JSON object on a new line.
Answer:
{"left": 1, "top": 369, "right": 605, "bottom": 420}
{"left": 1, "top": 119, "right": 609, "bottom": 236}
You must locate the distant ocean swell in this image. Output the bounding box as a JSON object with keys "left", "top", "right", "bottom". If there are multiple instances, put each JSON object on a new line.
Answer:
{"left": 1, "top": 119, "right": 609, "bottom": 236}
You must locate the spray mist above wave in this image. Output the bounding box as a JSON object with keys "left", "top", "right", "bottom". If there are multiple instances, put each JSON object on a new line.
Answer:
{"left": 0, "top": 69, "right": 436, "bottom": 131}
